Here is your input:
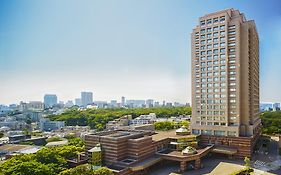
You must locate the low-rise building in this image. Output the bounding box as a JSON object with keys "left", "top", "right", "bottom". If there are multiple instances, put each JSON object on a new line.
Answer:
{"left": 0, "top": 144, "right": 42, "bottom": 159}
{"left": 39, "top": 118, "right": 65, "bottom": 131}
{"left": 85, "top": 129, "right": 212, "bottom": 174}
{"left": 130, "top": 113, "right": 157, "bottom": 125}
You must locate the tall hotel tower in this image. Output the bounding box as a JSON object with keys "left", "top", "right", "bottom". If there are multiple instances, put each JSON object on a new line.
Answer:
{"left": 191, "top": 9, "right": 260, "bottom": 157}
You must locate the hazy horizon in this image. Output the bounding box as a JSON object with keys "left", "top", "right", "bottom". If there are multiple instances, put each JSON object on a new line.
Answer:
{"left": 1, "top": 0, "right": 281, "bottom": 105}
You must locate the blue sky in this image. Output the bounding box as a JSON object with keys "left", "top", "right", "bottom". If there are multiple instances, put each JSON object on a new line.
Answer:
{"left": 0, "top": 0, "right": 281, "bottom": 104}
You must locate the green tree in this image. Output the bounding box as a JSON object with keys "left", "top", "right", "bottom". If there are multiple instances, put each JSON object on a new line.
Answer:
{"left": 180, "top": 120, "right": 190, "bottom": 128}
{"left": 68, "top": 137, "right": 85, "bottom": 147}
{"left": 154, "top": 121, "right": 175, "bottom": 131}
{"left": 6, "top": 161, "right": 55, "bottom": 175}
{"left": 59, "top": 164, "right": 93, "bottom": 175}
{"left": 48, "top": 107, "right": 192, "bottom": 130}
{"left": 35, "top": 148, "right": 67, "bottom": 173}
{"left": 0, "top": 132, "right": 4, "bottom": 138}
{"left": 93, "top": 167, "right": 114, "bottom": 175}
{"left": 244, "top": 157, "right": 251, "bottom": 168}
{"left": 56, "top": 145, "right": 83, "bottom": 159}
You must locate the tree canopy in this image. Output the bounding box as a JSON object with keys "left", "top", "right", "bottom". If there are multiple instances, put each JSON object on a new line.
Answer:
{"left": 261, "top": 111, "right": 281, "bottom": 135}
{"left": 154, "top": 120, "right": 190, "bottom": 131}
{"left": 59, "top": 165, "right": 113, "bottom": 175}
{"left": 49, "top": 107, "right": 191, "bottom": 131}
{"left": 0, "top": 137, "right": 85, "bottom": 175}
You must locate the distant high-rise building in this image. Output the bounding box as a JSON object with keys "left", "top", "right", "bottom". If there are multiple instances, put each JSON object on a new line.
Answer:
{"left": 190, "top": 9, "right": 261, "bottom": 158}
{"left": 260, "top": 103, "right": 273, "bottom": 112}
{"left": 154, "top": 101, "right": 160, "bottom": 107}
{"left": 81, "top": 92, "right": 93, "bottom": 107}
{"left": 146, "top": 99, "right": 154, "bottom": 108}
{"left": 166, "top": 102, "right": 173, "bottom": 107}
{"left": 121, "top": 96, "right": 126, "bottom": 106}
{"left": 126, "top": 100, "right": 145, "bottom": 108}
{"left": 44, "top": 94, "right": 58, "bottom": 108}
{"left": 273, "top": 103, "right": 280, "bottom": 111}
{"left": 65, "top": 100, "right": 74, "bottom": 108}
{"left": 110, "top": 100, "right": 117, "bottom": 108}
{"left": 75, "top": 98, "right": 82, "bottom": 106}
{"left": 28, "top": 101, "right": 44, "bottom": 110}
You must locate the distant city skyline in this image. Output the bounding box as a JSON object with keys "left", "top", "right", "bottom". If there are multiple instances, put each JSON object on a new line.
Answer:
{"left": 0, "top": 92, "right": 186, "bottom": 106}
{"left": 1, "top": 0, "right": 281, "bottom": 104}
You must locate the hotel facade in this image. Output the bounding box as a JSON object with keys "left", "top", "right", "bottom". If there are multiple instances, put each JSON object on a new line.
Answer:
{"left": 190, "top": 9, "right": 261, "bottom": 157}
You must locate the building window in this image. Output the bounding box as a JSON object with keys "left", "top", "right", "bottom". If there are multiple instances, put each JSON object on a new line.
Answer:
{"left": 203, "top": 130, "right": 212, "bottom": 135}
{"left": 230, "top": 88, "right": 236, "bottom": 92}
{"left": 220, "top": 16, "right": 225, "bottom": 23}
{"left": 229, "top": 25, "right": 236, "bottom": 29}
{"left": 200, "top": 57, "right": 206, "bottom": 61}
{"left": 192, "top": 129, "right": 200, "bottom": 135}
{"left": 214, "top": 130, "right": 225, "bottom": 136}
{"left": 220, "top": 83, "right": 226, "bottom": 87}
{"left": 200, "top": 20, "right": 205, "bottom": 26}
{"left": 220, "top": 42, "right": 225, "bottom": 47}
{"left": 201, "top": 40, "right": 206, "bottom": 45}
{"left": 227, "top": 131, "right": 236, "bottom": 136}
{"left": 213, "top": 18, "right": 219, "bottom": 23}
{"left": 213, "top": 32, "right": 219, "bottom": 37}
{"left": 229, "top": 60, "right": 235, "bottom": 64}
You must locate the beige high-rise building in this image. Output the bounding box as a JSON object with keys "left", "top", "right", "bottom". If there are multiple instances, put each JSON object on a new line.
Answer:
{"left": 191, "top": 9, "right": 260, "bottom": 141}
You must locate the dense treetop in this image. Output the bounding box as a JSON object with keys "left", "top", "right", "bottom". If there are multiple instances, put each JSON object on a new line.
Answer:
{"left": 261, "top": 111, "right": 281, "bottom": 135}
{"left": 49, "top": 107, "right": 191, "bottom": 131}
